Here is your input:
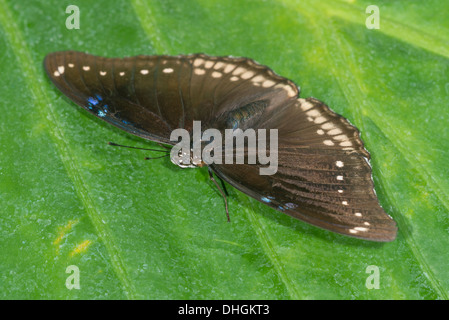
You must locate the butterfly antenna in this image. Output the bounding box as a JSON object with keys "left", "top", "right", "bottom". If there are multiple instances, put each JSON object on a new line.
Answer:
{"left": 108, "top": 141, "right": 170, "bottom": 153}
{"left": 208, "top": 168, "right": 230, "bottom": 222}
{"left": 145, "top": 154, "right": 170, "bottom": 160}
{"left": 218, "top": 176, "right": 229, "bottom": 196}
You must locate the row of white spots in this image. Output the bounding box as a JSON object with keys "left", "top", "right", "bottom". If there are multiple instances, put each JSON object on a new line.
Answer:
{"left": 191, "top": 58, "right": 297, "bottom": 97}
{"left": 291, "top": 108, "right": 369, "bottom": 229}
{"left": 300, "top": 101, "right": 366, "bottom": 222}
{"left": 333, "top": 156, "right": 369, "bottom": 231}
{"left": 349, "top": 226, "right": 369, "bottom": 234}
{"left": 335, "top": 163, "right": 357, "bottom": 216}
{"left": 335, "top": 159, "right": 367, "bottom": 225}
{"left": 299, "top": 99, "right": 354, "bottom": 151}
{"left": 52, "top": 57, "right": 295, "bottom": 97}
{"left": 53, "top": 61, "right": 174, "bottom": 78}
{"left": 54, "top": 62, "right": 76, "bottom": 76}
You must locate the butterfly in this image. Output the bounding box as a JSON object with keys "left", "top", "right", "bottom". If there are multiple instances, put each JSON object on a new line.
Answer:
{"left": 44, "top": 51, "right": 397, "bottom": 241}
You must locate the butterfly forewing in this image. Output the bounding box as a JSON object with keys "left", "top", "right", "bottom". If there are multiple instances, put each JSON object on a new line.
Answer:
{"left": 44, "top": 51, "right": 396, "bottom": 241}
{"left": 154, "top": 56, "right": 187, "bottom": 129}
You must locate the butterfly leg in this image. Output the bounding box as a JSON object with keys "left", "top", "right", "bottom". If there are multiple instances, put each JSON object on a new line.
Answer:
{"left": 218, "top": 176, "right": 229, "bottom": 197}
{"left": 208, "top": 167, "right": 230, "bottom": 222}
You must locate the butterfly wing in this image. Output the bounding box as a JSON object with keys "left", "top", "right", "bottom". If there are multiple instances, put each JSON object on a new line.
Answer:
{"left": 44, "top": 51, "right": 298, "bottom": 143}
{"left": 210, "top": 97, "right": 397, "bottom": 241}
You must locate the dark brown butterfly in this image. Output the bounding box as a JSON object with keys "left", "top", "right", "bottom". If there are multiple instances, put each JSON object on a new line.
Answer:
{"left": 44, "top": 51, "right": 397, "bottom": 242}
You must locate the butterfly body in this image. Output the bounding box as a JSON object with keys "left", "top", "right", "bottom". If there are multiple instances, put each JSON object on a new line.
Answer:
{"left": 44, "top": 51, "right": 397, "bottom": 242}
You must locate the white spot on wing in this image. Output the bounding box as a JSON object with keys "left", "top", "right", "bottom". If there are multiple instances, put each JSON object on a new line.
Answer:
{"left": 328, "top": 128, "right": 342, "bottom": 135}
{"left": 224, "top": 64, "right": 236, "bottom": 73}
{"left": 214, "top": 62, "right": 225, "bottom": 69}
{"left": 232, "top": 67, "right": 246, "bottom": 76}
{"left": 322, "top": 123, "right": 336, "bottom": 130}
{"left": 194, "top": 68, "right": 206, "bottom": 75}
{"left": 162, "top": 68, "right": 173, "bottom": 74}
{"left": 262, "top": 80, "right": 275, "bottom": 88}
{"left": 333, "top": 134, "right": 348, "bottom": 141}
{"left": 193, "top": 58, "right": 204, "bottom": 67}
{"left": 284, "top": 86, "right": 297, "bottom": 97}
{"left": 205, "top": 61, "right": 214, "bottom": 69}
{"left": 300, "top": 100, "right": 314, "bottom": 111}
{"left": 140, "top": 69, "right": 149, "bottom": 75}
{"left": 307, "top": 110, "right": 320, "bottom": 117}
{"left": 58, "top": 66, "right": 65, "bottom": 74}
{"left": 82, "top": 66, "right": 90, "bottom": 71}
{"left": 314, "top": 116, "right": 327, "bottom": 124}
{"left": 336, "top": 161, "right": 344, "bottom": 167}
{"left": 241, "top": 71, "right": 254, "bottom": 79}
{"left": 252, "top": 75, "right": 265, "bottom": 82}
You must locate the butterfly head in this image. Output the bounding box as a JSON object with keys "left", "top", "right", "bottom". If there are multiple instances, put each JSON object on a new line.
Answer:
{"left": 170, "top": 148, "right": 205, "bottom": 168}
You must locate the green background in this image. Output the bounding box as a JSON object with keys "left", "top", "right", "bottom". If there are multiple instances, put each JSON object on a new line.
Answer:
{"left": 0, "top": 0, "right": 448, "bottom": 299}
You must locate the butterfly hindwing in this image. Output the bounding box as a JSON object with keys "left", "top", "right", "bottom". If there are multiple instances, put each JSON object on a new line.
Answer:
{"left": 210, "top": 98, "right": 396, "bottom": 241}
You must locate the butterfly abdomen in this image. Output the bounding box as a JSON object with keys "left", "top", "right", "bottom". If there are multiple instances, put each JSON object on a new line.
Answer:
{"left": 226, "top": 100, "right": 267, "bottom": 130}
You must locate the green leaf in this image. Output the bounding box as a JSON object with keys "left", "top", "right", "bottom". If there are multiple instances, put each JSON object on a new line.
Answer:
{"left": 0, "top": 0, "right": 448, "bottom": 299}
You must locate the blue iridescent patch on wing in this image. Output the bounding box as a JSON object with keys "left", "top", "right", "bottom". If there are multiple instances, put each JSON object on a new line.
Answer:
{"left": 261, "top": 196, "right": 271, "bottom": 203}
{"left": 85, "top": 94, "right": 109, "bottom": 117}
{"left": 285, "top": 203, "right": 298, "bottom": 209}
{"left": 87, "top": 96, "right": 99, "bottom": 106}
